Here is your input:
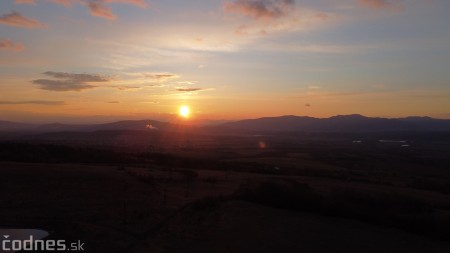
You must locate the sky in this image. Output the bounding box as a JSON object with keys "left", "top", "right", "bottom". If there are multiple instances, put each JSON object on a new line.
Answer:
{"left": 1, "top": 0, "right": 450, "bottom": 123}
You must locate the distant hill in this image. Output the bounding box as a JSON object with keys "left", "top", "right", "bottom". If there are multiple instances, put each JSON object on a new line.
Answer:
{"left": 220, "top": 114, "right": 450, "bottom": 132}
{"left": 0, "top": 119, "right": 173, "bottom": 133}
{"left": 36, "top": 120, "right": 171, "bottom": 132}
{"left": 0, "top": 120, "right": 35, "bottom": 131}
{"left": 1, "top": 115, "right": 450, "bottom": 133}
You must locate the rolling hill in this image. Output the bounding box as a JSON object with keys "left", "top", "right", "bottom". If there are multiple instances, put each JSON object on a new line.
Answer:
{"left": 1, "top": 115, "right": 450, "bottom": 133}
{"left": 220, "top": 114, "right": 450, "bottom": 132}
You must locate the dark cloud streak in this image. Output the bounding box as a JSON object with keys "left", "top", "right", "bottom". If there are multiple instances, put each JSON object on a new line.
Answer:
{"left": 0, "top": 11, "right": 46, "bottom": 29}
{"left": 145, "top": 73, "right": 179, "bottom": 82}
{"left": 43, "top": 71, "right": 109, "bottom": 82}
{"left": 176, "top": 88, "right": 204, "bottom": 92}
{"left": 224, "top": 0, "right": 295, "bottom": 20}
{"left": 87, "top": 1, "right": 117, "bottom": 20}
{"left": 33, "top": 79, "right": 96, "bottom": 92}
{"left": 0, "top": 100, "right": 66, "bottom": 105}
{"left": 32, "top": 71, "right": 109, "bottom": 92}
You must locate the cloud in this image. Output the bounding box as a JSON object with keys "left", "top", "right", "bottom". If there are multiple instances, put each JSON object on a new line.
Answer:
{"left": 0, "top": 39, "right": 25, "bottom": 52}
{"left": 33, "top": 79, "right": 95, "bottom": 91}
{"left": 176, "top": 88, "right": 204, "bottom": 92}
{"left": 14, "top": 0, "right": 36, "bottom": 5}
{"left": 0, "top": 11, "right": 46, "bottom": 29}
{"left": 358, "top": 0, "right": 403, "bottom": 10}
{"left": 87, "top": 1, "right": 117, "bottom": 20}
{"left": 145, "top": 73, "right": 179, "bottom": 82}
{"left": 177, "top": 81, "right": 197, "bottom": 85}
{"left": 104, "top": 0, "right": 149, "bottom": 8}
{"left": 32, "top": 71, "right": 109, "bottom": 92}
{"left": 0, "top": 100, "right": 66, "bottom": 105}
{"left": 113, "top": 85, "right": 141, "bottom": 90}
{"left": 43, "top": 71, "right": 109, "bottom": 82}
{"left": 223, "top": 0, "right": 333, "bottom": 37}
{"left": 51, "top": 0, "right": 148, "bottom": 20}
{"left": 52, "top": 0, "right": 149, "bottom": 8}
{"left": 224, "top": 0, "right": 295, "bottom": 20}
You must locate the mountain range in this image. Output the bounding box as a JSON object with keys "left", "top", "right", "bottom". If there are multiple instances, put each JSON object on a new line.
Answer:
{"left": 220, "top": 115, "right": 450, "bottom": 132}
{"left": 1, "top": 115, "right": 450, "bottom": 133}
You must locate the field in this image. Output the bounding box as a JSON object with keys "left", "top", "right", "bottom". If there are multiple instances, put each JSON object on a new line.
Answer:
{"left": 1, "top": 130, "right": 450, "bottom": 252}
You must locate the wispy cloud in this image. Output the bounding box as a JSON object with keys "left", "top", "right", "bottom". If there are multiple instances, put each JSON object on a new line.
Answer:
{"left": 87, "top": 1, "right": 116, "bottom": 20}
{"left": 142, "top": 101, "right": 159, "bottom": 104}
{"left": 224, "top": 0, "right": 295, "bottom": 20}
{"left": 112, "top": 85, "right": 141, "bottom": 90}
{"left": 0, "top": 39, "right": 25, "bottom": 52}
{"left": 0, "top": 11, "right": 46, "bottom": 29}
{"left": 176, "top": 87, "right": 205, "bottom": 92}
{"left": 43, "top": 71, "right": 109, "bottom": 82}
{"left": 0, "top": 100, "right": 66, "bottom": 105}
{"left": 144, "top": 73, "right": 179, "bottom": 82}
{"left": 104, "top": 0, "right": 149, "bottom": 8}
{"left": 51, "top": 0, "right": 148, "bottom": 20}
{"left": 223, "top": 0, "right": 334, "bottom": 37}
{"left": 308, "top": 85, "right": 321, "bottom": 90}
{"left": 31, "top": 71, "right": 165, "bottom": 92}
{"left": 33, "top": 79, "right": 96, "bottom": 92}
{"left": 32, "top": 71, "right": 110, "bottom": 92}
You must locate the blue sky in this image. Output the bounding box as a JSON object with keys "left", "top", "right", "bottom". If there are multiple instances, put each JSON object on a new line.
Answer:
{"left": 1, "top": 0, "right": 450, "bottom": 123}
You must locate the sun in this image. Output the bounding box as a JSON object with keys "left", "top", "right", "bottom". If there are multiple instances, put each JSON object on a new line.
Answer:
{"left": 179, "top": 105, "right": 190, "bottom": 118}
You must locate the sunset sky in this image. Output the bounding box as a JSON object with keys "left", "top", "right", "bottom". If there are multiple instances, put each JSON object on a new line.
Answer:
{"left": 1, "top": 0, "right": 449, "bottom": 123}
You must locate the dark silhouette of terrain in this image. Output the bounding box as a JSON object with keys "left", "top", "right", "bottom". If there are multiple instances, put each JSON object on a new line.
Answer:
{"left": 1, "top": 114, "right": 450, "bottom": 133}
{"left": 0, "top": 120, "right": 34, "bottom": 131}
{"left": 0, "top": 120, "right": 173, "bottom": 133}
{"left": 1, "top": 114, "right": 450, "bottom": 252}
{"left": 221, "top": 114, "right": 450, "bottom": 132}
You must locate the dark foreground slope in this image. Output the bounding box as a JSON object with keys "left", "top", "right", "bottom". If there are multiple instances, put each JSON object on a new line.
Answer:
{"left": 1, "top": 119, "right": 450, "bottom": 252}
{"left": 1, "top": 160, "right": 450, "bottom": 253}
{"left": 133, "top": 200, "right": 450, "bottom": 253}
